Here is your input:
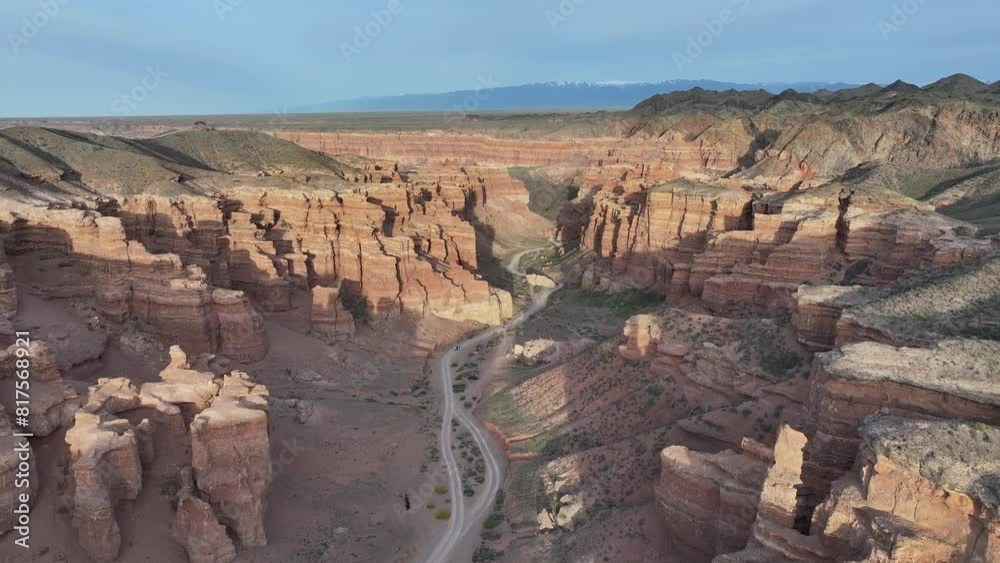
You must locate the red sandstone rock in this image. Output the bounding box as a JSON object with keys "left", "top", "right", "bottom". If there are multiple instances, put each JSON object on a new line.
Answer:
{"left": 799, "top": 340, "right": 1000, "bottom": 527}
{"left": 575, "top": 178, "right": 988, "bottom": 317}
{"left": 0, "top": 341, "right": 80, "bottom": 436}
{"left": 310, "top": 285, "right": 355, "bottom": 340}
{"left": 0, "top": 405, "right": 37, "bottom": 536}
{"left": 65, "top": 412, "right": 144, "bottom": 561}
{"left": 223, "top": 185, "right": 513, "bottom": 325}
{"left": 655, "top": 441, "right": 771, "bottom": 562}
{"left": 212, "top": 289, "right": 268, "bottom": 362}
{"left": 173, "top": 467, "right": 237, "bottom": 563}
{"left": 190, "top": 371, "right": 271, "bottom": 547}
{"left": 1, "top": 207, "right": 269, "bottom": 360}
{"left": 813, "top": 417, "right": 1000, "bottom": 562}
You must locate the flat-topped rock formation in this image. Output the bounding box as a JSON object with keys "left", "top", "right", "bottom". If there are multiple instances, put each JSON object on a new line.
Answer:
{"left": 51, "top": 346, "right": 274, "bottom": 561}
{"left": 575, "top": 177, "right": 991, "bottom": 316}
{"left": 655, "top": 440, "right": 772, "bottom": 561}
{"left": 799, "top": 340, "right": 1000, "bottom": 528}
{"left": 811, "top": 417, "right": 1000, "bottom": 562}
{"left": 794, "top": 256, "right": 1000, "bottom": 350}
{"left": 65, "top": 412, "right": 145, "bottom": 561}
{"left": 190, "top": 371, "right": 271, "bottom": 547}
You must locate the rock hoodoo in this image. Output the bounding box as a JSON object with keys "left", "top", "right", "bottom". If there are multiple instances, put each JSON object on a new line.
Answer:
{"left": 190, "top": 371, "right": 272, "bottom": 547}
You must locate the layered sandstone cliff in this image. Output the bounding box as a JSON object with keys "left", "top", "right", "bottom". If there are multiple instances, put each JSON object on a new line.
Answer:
{"left": 65, "top": 412, "right": 145, "bottom": 561}
{"left": 275, "top": 131, "right": 740, "bottom": 179}
{"left": 310, "top": 285, "right": 356, "bottom": 340}
{"left": 0, "top": 405, "right": 36, "bottom": 537}
{"left": 0, "top": 340, "right": 80, "bottom": 437}
{"left": 718, "top": 417, "right": 1000, "bottom": 563}
{"left": 1, "top": 207, "right": 269, "bottom": 361}
{"left": 794, "top": 255, "right": 1000, "bottom": 351}
{"left": 576, "top": 178, "right": 989, "bottom": 316}
{"left": 655, "top": 440, "right": 771, "bottom": 561}
{"left": 221, "top": 184, "right": 513, "bottom": 325}
{"left": 812, "top": 417, "right": 1000, "bottom": 562}
{"left": 190, "top": 371, "right": 271, "bottom": 547}
{"left": 798, "top": 340, "right": 1000, "bottom": 519}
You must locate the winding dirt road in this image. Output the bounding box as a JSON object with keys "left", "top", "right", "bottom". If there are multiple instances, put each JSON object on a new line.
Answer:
{"left": 422, "top": 244, "right": 561, "bottom": 563}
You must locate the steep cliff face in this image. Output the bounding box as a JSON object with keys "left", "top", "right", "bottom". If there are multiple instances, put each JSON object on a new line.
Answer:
{"left": 221, "top": 183, "right": 513, "bottom": 325}
{"left": 118, "top": 196, "right": 231, "bottom": 286}
{"left": 0, "top": 405, "right": 37, "bottom": 537}
{"left": 655, "top": 441, "right": 771, "bottom": 562}
{"left": 576, "top": 179, "right": 989, "bottom": 316}
{"left": 1, "top": 207, "right": 269, "bottom": 361}
{"left": 798, "top": 340, "right": 1000, "bottom": 525}
{"left": 190, "top": 371, "right": 271, "bottom": 547}
{"left": 65, "top": 412, "right": 144, "bottom": 561}
{"left": 310, "top": 285, "right": 356, "bottom": 340}
{"left": 173, "top": 467, "right": 237, "bottom": 563}
{"left": 812, "top": 417, "right": 1000, "bottom": 563}
{"left": 719, "top": 417, "right": 1000, "bottom": 563}
{"left": 0, "top": 341, "right": 79, "bottom": 437}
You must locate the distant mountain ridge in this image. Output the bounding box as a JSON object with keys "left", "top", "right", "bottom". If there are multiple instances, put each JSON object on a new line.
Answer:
{"left": 298, "top": 79, "right": 866, "bottom": 113}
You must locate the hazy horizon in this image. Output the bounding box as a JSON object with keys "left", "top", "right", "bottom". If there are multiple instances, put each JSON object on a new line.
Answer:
{"left": 2, "top": 0, "right": 998, "bottom": 118}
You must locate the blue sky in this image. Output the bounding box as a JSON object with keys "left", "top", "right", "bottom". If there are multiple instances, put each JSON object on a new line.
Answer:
{"left": 1, "top": 0, "right": 997, "bottom": 117}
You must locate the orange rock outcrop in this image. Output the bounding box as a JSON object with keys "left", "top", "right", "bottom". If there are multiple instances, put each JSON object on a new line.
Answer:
{"left": 190, "top": 371, "right": 272, "bottom": 547}
{"left": 655, "top": 440, "right": 771, "bottom": 561}
{"left": 1, "top": 207, "right": 269, "bottom": 361}
{"left": 57, "top": 346, "right": 274, "bottom": 560}
{"left": 65, "top": 412, "right": 145, "bottom": 561}
{"left": 577, "top": 180, "right": 988, "bottom": 316}
{"left": 173, "top": 467, "right": 237, "bottom": 563}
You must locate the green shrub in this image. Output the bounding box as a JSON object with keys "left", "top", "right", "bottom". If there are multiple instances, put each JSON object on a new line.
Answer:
{"left": 482, "top": 512, "right": 505, "bottom": 529}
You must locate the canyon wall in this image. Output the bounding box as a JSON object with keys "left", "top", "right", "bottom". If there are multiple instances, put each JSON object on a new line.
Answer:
{"left": 275, "top": 131, "right": 743, "bottom": 177}
{"left": 577, "top": 180, "right": 990, "bottom": 316}
{"left": 0, "top": 207, "right": 268, "bottom": 361}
